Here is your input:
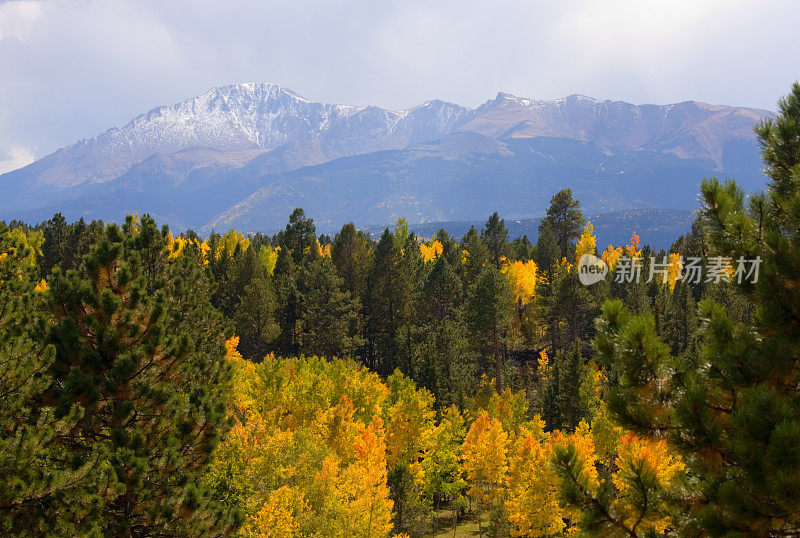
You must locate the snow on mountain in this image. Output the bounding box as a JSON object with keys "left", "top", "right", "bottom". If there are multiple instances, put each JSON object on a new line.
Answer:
{"left": 0, "top": 83, "right": 773, "bottom": 231}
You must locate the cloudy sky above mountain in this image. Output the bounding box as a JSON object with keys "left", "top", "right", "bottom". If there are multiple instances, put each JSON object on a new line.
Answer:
{"left": 0, "top": 0, "right": 798, "bottom": 173}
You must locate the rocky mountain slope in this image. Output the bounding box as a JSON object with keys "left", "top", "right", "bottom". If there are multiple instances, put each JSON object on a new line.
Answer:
{"left": 0, "top": 83, "right": 771, "bottom": 233}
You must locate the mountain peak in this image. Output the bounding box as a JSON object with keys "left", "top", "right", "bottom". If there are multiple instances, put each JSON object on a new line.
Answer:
{"left": 0, "top": 84, "right": 773, "bottom": 224}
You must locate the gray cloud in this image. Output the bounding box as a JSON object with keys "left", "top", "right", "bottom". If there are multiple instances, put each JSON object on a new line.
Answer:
{"left": 1, "top": 0, "right": 798, "bottom": 169}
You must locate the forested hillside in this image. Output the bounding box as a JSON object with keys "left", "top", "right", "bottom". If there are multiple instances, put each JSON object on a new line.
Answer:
{"left": 1, "top": 84, "right": 800, "bottom": 536}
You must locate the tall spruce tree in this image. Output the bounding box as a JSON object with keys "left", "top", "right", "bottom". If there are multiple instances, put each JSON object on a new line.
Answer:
{"left": 415, "top": 255, "right": 474, "bottom": 407}
{"left": 366, "top": 228, "right": 403, "bottom": 374}
{"left": 465, "top": 265, "right": 513, "bottom": 392}
{"left": 298, "top": 257, "right": 363, "bottom": 359}
{"left": 541, "top": 189, "right": 585, "bottom": 259}
{"left": 331, "top": 222, "right": 373, "bottom": 305}
{"left": 234, "top": 267, "right": 279, "bottom": 361}
{"left": 44, "top": 215, "right": 239, "bottom": 535}
{"left": 481, "top": 212, "right": 509, "bottom": 268}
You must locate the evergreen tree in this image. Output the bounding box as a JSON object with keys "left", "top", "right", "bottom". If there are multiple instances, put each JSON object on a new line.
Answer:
{"left": 434, "top": 228, "right": 461, "bottom": 268}
{"left": 280, "top": 208, "right": 317, "bottom": 264}
{"left": 481, "top": 212, "right": 509, "bottom": 268}
{"left": 560, "top": 341, "right": 587, "bottom": 431}
{"left": 45, "top": 215, "right": 239, "bottom": 535}
{"left": 216, "top": 242, "right": 259, "bottom": 319}
{"left": 0, "top": 224, "right": 111, "bottom": 535}
{"left": 545, "top": 262, "right": 597, "bottom": 353}
{"left": 574, "top": 84, "right": 800, "bottom": 535}
{"left": 541, "top": 189, "right": 585, "bottom": 259}
{"left": 273, "top": 247, "right": 301, "bottom": 356}
{"left": 39, "top": 213, "right": 69, "bottom": 276}
{"left": 299, "top": 257, "right": 363, "bottom": 359}
{"left": 331, "top": 222, "right": 373, "bottom": 304}
{"left": 415, "top": 256, "right": 474, "bottom": 407}
{"left": 459, "top": 225, "right": 489, "bottom": 286}
{"left": 234, "top": 268, "right": 279, "bottom": 361}
{"left": 465, "top": 266, "right": 513, "bottom": 392}
{"left": 511, "top": 234, "right": 534, "bottom": 262}
{"left": 534, "top": 220, "right": 560, "bottom": 277}
{"left": 365, "top": 229, "right": 402, "bottom": 374}
{"left": 392, "top": 220, "right": 424, "bottom": 375}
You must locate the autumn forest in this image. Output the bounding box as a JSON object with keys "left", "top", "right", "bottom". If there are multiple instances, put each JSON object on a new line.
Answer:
{"left": 3, "top": 85, "right": 800, "bottom": 537}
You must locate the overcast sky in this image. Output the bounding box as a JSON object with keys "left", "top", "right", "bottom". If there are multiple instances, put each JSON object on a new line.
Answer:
{"left": 0, "top": 0, "right": 798, "bottom": 174}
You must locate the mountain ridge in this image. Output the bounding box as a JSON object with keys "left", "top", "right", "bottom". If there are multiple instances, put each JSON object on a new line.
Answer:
{"left": 0, "top": 83, "right": 773, "bottom": 234}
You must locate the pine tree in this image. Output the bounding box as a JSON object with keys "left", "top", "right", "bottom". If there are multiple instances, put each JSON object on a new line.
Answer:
{"left": 299, "top": 257, "right": 363, "bottom": 359}
{"left": 560, "top": 341, "right": 587, "bottom": 431}
{"left": 234, "top": 267, "right": 279, "bottom": 361}
{"left": 280, "top": 208, "right": 317, "bottom": 264}
{"left": 545, "top": 260, "right": 597, "bottom": 353}
{"left": 273, "top": 246, "right": 302, "bottom": 356}
{"left": 0, "top": 224, "right": 112, "bottom": 535}
{"left": 534, "top": 220, "right": 560, "bottom": 277}
{"left": 331, "top": 222, "right": 373, "bottom": 305}
{"left": 459, "top": 225, "right": 490, "bottom": 286}
{"left": 481, "top": 212, "right": 509, "bottom": 268}
{"left": 511, "top": 234, "right": 534, "bottom": 262}
{"left": 541, "top": 189, "right": 585, "bottom": 259}
{"left": 365, "top": 229, "right": 403, "bottom": 374}
{"left": 582, "top": 84, "right": 800, "bottom": 535}
{"left": 415, "top": 255, "right": 472, "bottom": 405}
{"left": 44, "top": 215, "right": 239, "bottom": 535}
{"left": 465, "top": 266, "right": 513, "bottom": 392}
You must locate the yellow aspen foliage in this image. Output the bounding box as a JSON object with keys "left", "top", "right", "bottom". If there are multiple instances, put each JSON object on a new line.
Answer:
{"left": 502, "top": 259, "right": 538, "bottom": 305}
{"left": 666, "top": 252, "right": 682, "bottom": 291}
{"left": 579, "top": 361, "right": 605, "bottom": 418}
{"left": 258, "top": 246, "right": 280, "bottom": 276}
{"left": 419, "top": 240, "right": 443, "bottom": 263}
{"left": 34, "top": 278, "right": 48, "bottom": 293}
{"left": 421, "top": 405, "right": 467, "bottom": 507}
{"left": 163, "top": 232, "right": 214, "bottom": 265}
{"left": 575, "top": 221, "right": 597, "bottom": 263}
{"left": 537, "top": 350, "right": 551, "bottom": 382}
{"left": 589, "top": 403, "right": 624, "bottom": 466}
{"left": 215, "top": 229, "right": 251, "bottom": 259}
{"left": 611, "top": 434, "right": 685, "bottom": 534}
{"left": 313, "top": 238, "right": 332, "bottom": 258}
{"left": 551, "top": 420, "right": 601, "bottom": 495}
{"left": 199, "top": 238, "right": 211, "bottom": 264}
{"left": 463, "top": 412, "right": 509, "bottom": 509}
{"left": 384, "top": 371, "right": 436, "bottom": 469}
{"left": 317, "top": 394, "right": 364, "bottom": 461}
{"left": 505, "top": 422, "right": 566, "bottom": 536}
{"left": 225, "top": 336, "right": 243, "bottom": 362}
{"left": 553, "top": 256, "right": 574, "bottom": 278}
{"left": 601, "top": 244, "right": 624, "bottom": 272}
{"left": 467, "top": 375, "right": 529, "bottom": 434}
{"left": 0, "top": 227, "right": 43, "bottom": 283}
{"left": 224, "top": 336, "right": 261, "bottom": 416}
{"left": 250, "top": 485, "right": 308, "bottom": 538}
{"left": 338, "top": 419, "right": 394, "bottom": 538}
{"left": 166, "top": 234, "right": 189, "bottom": 259}
{"left": 625, "top": 231, "right": 642, "bottom": 258}
{"left": 205, "top": 355, "right": 396, "bottom": 538}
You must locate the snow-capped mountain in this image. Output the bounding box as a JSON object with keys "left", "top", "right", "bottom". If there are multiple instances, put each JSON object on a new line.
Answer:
{"left": 9, "top": 83, "right": 470, "bottom": 191}
{"left": 0, "top": 83, "right": 772, "bottom": 232}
